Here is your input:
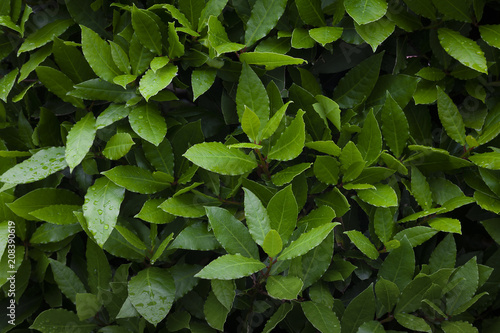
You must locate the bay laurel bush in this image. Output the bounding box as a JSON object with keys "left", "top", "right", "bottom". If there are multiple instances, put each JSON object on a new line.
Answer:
{"left": 1, "top": 0, "right": 500, "bottom": 332}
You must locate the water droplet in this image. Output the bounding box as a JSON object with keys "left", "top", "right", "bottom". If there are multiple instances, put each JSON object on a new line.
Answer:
{"left": 104, "top": 224, "right": 109, "bottom": 230}
{"left": 138, "top": 115, "right": 144, "bottom": 119}
{"left": 84, "top": 199, "right": 89, "bottom": 204}
{"left": 49, "top": 158, "right": 56, "bottom": 162}
{"left": 93, "top": 200, "right": 99, "bottom": 205}
{"left": 42, "top": 166, "right": 48, "bottom": 170}
{"left": 98, "top": 209, "right": 103, "bottom": 215}
{"left": 91, "top": 187, "right": 96, "bottom": 191}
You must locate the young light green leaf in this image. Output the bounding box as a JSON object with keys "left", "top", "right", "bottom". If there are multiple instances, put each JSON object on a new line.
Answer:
{"left": 0, "top": 147, "right": 67, "bottom": 184}
{"left": 168, "top": 22, "right": 184, "bottom": 58}
{"left": 206, "top": 206, "right": 259, "bottom": 259}
{"left": 83, "top": 177, "right": 125, "bottom": 247}
{"left": 469, "top": 152, "right": 500, "bottom": 170}
{"left": 355, "top": 18, "right": 395, "bottom": 51}
{"left": 381, "top": 93, "right": 409, "bottom": 158}
{"left": 192, "top": 68, "right": 216, "bottom": 101}
{"left": 260, "top": 101, "right": 292, "bottom": 141}
{"left": 128, "top": 267, "right": 175, "bottom": 325}
{"left": 345, "top": 230, "right": 379, "bottom": 260}
{"left": 262, "top": 229, "right": 283, "bottom": 257}
{"left": 115, "top": 225, "right": 147, "bottom": 251}
{"left": 139, "top": 64, "right": 178, "bottom": 101}
{"left": 314, "top": 156, "right": 339, "bottom": 185}
{"left": 211, "top": 279, "right": 236, "bottom": 311}
{"left": 208, "top": 15, "right": 244, "bottom": 55}
{"left": 314, "top": 95, "right": 341, "bottom": 131}
{"left": 49, "top": 259, "right": 86, "bottom": 303}
{"left": 378, "top": 236, "right": 414, "bottom": 290}
{"left": 267, "top": 275, "right": 303, "bottom": 300}
{"left": 81, "top": 25, "right": 121, "bottom": 82}
{"left": 358, "top": 109, "right": 382, "bottom": 165}
{"left": 18, "top": 19, "right": 73, "bottom": 54}
{"left": 195, "top": 254, "right": 266, "bottom": 280}
{"left": 480, "top": 25, "right": 500, "bottom": 49}
{"left": 129, "top": 103, "right": 167, "bottom": 146}
{"left": 184, "top": 142, "right": 258, "bottom": 175}
{"left": 102, "top": 165, "right": 169, "bottom": 194}
{"left": 239, "top": 52, "right": 306, "bottom": 70}
{"left": 394, "top": 226, "right": 438, "bottom": 247}
{"left": 441, "top": 321, "right": 479, "bottom": 333}
{"left": 438, "top": 28, "right": 487, "bottom": 74}
{"left": 102, "top": 133, "right": 134, "bottom": 160}
{"left": 242, "top": 106, "right": 261, "bottom": 142}
{"left": 344, "top": 0, "right": 388, "bottom": 25}
{"left": 0, "top": 68, "right": 18, "bottom": 102}
{"left": 243, "top": 188, "right": 271, "bottom": 246}
{"left": 340, "top": 141, "right": 365, "bottom": 182}
{"left": 341, "top": 283, "right": 376, "bottom": 333}
{"left": 131, "top": 6, "right": 162, "bottom": 55}
{"left": 244, "top": 0, "right": 286, "bottom": 46}
{"left": 279, "top": 223, "right": 338, "bottom": 260}
{"left": 96, "top": 104, "right": 130, "bottom": 129}
{"left": 198, "top": 0, "right": 229, "bottom": 31}
{"left": 170, "top": 222, "right": 219, "bottom": 251}
{"left": 437, "top": 87, "right": 466, "bottom": 145}
{"left": 332, "top": 52, "right": 383, "bottom": 108}
{"left": 268, "top": 109, "right": 305, "bottom": 161}
{"left": 19, "top": 44, "right": 53, "bottom": 82}
{"left": 309, "top": 27, "right": 343, "bottom": 46}
{"left": 272, "top": 162, "right": 311, "bottom": 186}
{"left": 65, "top": 113, "right": 96, "bottom": 171}
{"left": 295, "top": 0, "right": 325, "bottom": 26}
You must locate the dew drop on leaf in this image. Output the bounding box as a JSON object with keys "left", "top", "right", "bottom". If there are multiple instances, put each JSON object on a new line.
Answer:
{"left": 97, "top": 209, "right": 103, "bottom": 215}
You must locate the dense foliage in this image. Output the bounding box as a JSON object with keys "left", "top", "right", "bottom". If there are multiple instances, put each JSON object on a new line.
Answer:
{"left": 1, "top": 0, "right": 500, "bottom": 332}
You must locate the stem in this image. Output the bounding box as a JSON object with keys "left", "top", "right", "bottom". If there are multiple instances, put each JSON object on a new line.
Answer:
{"left": 255, "top": 148, "right": 271, "bottom": 179}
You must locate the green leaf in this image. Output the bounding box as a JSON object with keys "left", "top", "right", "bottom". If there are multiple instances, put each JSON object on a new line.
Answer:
{"left": 143, "top": 139, "right": 174, "bottom": 178}
{"left": 96, "top": 104, "right": 131, "bottom": 129}
{"left": 168, "top": 22, "right": 184, "bottom": 58}
{"left": 198, "top": 0, "right": 229, "bottom": 31}
{"left": 244, "top": 0, "right": 286, "bottom": 46}
{"left": 428, "top": 217, "right": 462, "bottom": 234}
{"left": 295, "top": 0, "right": 325, "bottom": 26}
{"left": 395, "top": 276, "right": 432, "bottom": 313}
{"left": 341, "top": 284, "right": 376, "bottom": 333}
{"left": 442, "top": 321, "right": 479, "bottom": 333}
{"left": 446, "top": 257, "right": 479, "bottom": 315}
{"left": 128, "top": 267, "right": 175, "bottom": 325}
{"left": 240, "top": 52, "right": 306, "bottom": 70}
{"left": 402, "top": 0, "right": 436, "bottom": 19}
{"left": 394, "top": 226, "right": 438, "bottom": 247}
{"left": 35, "top": 66, "right": 85, "bottom": 108}
{"left": 314, "top": 155, "right": 340, "bottom": 185}
{"left": 357, "top": 184, "right": 398, "bottom": 207}
{"left": 480, "top": 25, "right": 500, "bottom": 49}
{"left": 29, "top": 205, "right": 80, "bottom": 225}
{"left": 416, "top": 67, "right": 446, "bottom": 81}
{"left": 204, "top": 291, "right": 230, "bottom": 330}
{"left": 314, "top": 95, "right": 341, "bottom": 131}
{"left": 243, "top": 188, "right": 271, "bottom": 246}
{"left": 432, "top": 0, "right": 472, "bottom": 22}
{"left": 429, "top": 234, "right": 456, "bottom": 272}
{"left": 195, "top": 254, "right": 266, "bottom": 279}
{"left": 159, "top": 192, "right": 219, "bottom": 218}
{"left": 139, "top": 64, "right": 178, "bottom": 101}
{"left": 394, "top": 313, "right": 432, "bottom": 332}
{"left": 309, "top": 27, "right": 343, "bottom": 46}
{"left": 437, "top": 87, "right": 466, "bottom": 145}
{"left": 260, "top": 101, "right": 292, "bottom": 141}
{"left": 469, "top": 152, "right": 500, "bottom": 170}
{"left": 109, "top": 41, "right": 131, "bottom": 74}
{"left": 206, "top": 206, "right": 259, "bottom": 259}
{"left": 358, "top": 109, "right": 382, "bottom": 165}
{"left": 129, "top": 103, "right": 167, "bottom": 146}
{"left": 81, "top": 25, "right": 121, "bottom": 82}
{"left": 30, "top": 309, "right": 97, "bottom": 333}
{"left": 355, "top": 18, "right": 395, "bottom": 51}
{"left": 170, "top": 222, "right": 219, "bottom": 251}
{"left": 375, "top": 278, "right": 400, "bottom": 313}
{"left": 113, "top": 74, "right": 136, "bottom": 89}
{"left": 65, "top": 113, "right": 96, "bottom": 171}
{"left": 344, "top": 0, "right": 388, "bottom": 25}
{"left": 19, "top": 44, "right": 53, "bottom": 82}
{"left": 211, "top": 279, "right": 236, "bottom": 310}
{"left": 268, "top": 110, "right": 305, "bottom": 161}
{"left": 131, "top": 7, "right": 162, "bottom": 55}
{"left": 291, "top": 28, "right": 315, "bottom": 49}
{"left": 345, "top": 230, "right": 379, "bottom": 260}
{"left": 179, "top": 0, "right": 204, "bottom": 30}
{"left": 267, "top": 275, "right": 303, "bottom": 300}
{"left": 30, "top": 223, "right": 81, "bottom": 244}
{"left": 76, "top": 293, "right": 101, "bottom": 321}
{"left": 236, "top": 63, "right": 270, "bottom": 128}
{"left": 0, "top": 147, "right": 67, "bottom": 184}
{"left": 192, "top": 68, "right": 216, "bottom": 101}
{"left": 49, "top": 259, "right": 86, "bottom": 303}
{"left": 103, "top": 133, "right": 135, "bottom": 160}
{"left": 374, "top": 207, "right": 395, "bottom": 243}
{"left": 102, "top": 165, "right": 169, "bottom": 194}
{"left": 241, "top": 106, "right": 261, "bottom": 142}
{"left": 302, "top": 302, "right": 341, "bottom": 333}
{"left": 208, "top": 15, "right": 244, "bottom": 56}
{"left": 113, "top": 225, "right": 146, "bottom": 251}
{"left": 381, "top": 93, "right": 410, "bottom": 158}
{"left": 272, "top": 163, "right": 311, "bottom": 186}
{"left": 136, "top": 198, "right": 175, "bottom": 224}
{"left": 86, "top": 239, "right": 111, "bottom": 295}
{"left": 262, "top": 303, "right": 293, "bottom": 333}
{"left": 83, "top": 177, "right": 125, "bottom": 247}
{"left": 18, "top": 19, "right": 73, "bottom": 54}
{"left": 267, "top": 185, "right": 298, "bottom": 243}
{"left": 333, "top": 52, "right": 383, "bottom": 108}
{"left": 438, "top": 28, "right": 487, "bottom": 74}
{"left": 184, "top": 142, "right": 258, "bottom": 175}
{"left": 378, "top": 236, "right": 414, "bottom": 290}
{"left": 279, "top": 223, "right": 338, "bottom": 260}
{"left": 262, "top": 229, "right": 283, "bottom": 257}
{"left": 411, "top": 166, "right": 433, "bottom": 210}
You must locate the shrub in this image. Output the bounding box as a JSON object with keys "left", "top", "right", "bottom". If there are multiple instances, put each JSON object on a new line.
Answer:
{"left": 1, "top": 0, "right": 500, "bottom": 332}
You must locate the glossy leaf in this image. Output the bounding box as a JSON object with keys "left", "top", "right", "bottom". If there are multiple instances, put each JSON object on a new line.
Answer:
{"left": 243, "top": 188, "right": 271, "bottom": 246}
{"left": 378, "top": 236, "right": 414, "bottom": 290}
{"left": 129, "top": 103, "right": 167, "bottom": 146}
{"left": 103, "top": 165, "right": 169, "bottom": 194}
{"left": 268, "top": 110, "right": 305, "bottom": 161}
{"left": 195, "top": 254, "right": 266, "bottom": 279}
{"left": 279, "top": 223, "right": 338, "bottom": 260}
{"left": 139, "top": 64, "right": 177, "bottom": 101}
{"left": 81, "top": 25, "right": 121, "bottom": 82}
{"left": 344, "top": 0, "right": 388, "bottom": 25}
{"left": 381, "top": 93, "right": 409, "bottom": 158}
{"left": 345, "top": 230, "right": 379, "bottom": 260}
{"left": 438, "top": 28, "right": 487, "bottom": 74}
{"left": 102, "top": 133, "right": 135, "bottom": 160}
{"left": 437, "top": 87, "right": 466, "bottom": 145}
{"left": 267, "top": 185, "right": 298, "bottom": 243}
{"left": 266, "top": 275, "right": 303, "bottom": 300}
{"left": 65, "top": 113, "right": 96, "bottom": 171}
{"left": 18, "top": 19, "right": 73, "bottom": 54}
